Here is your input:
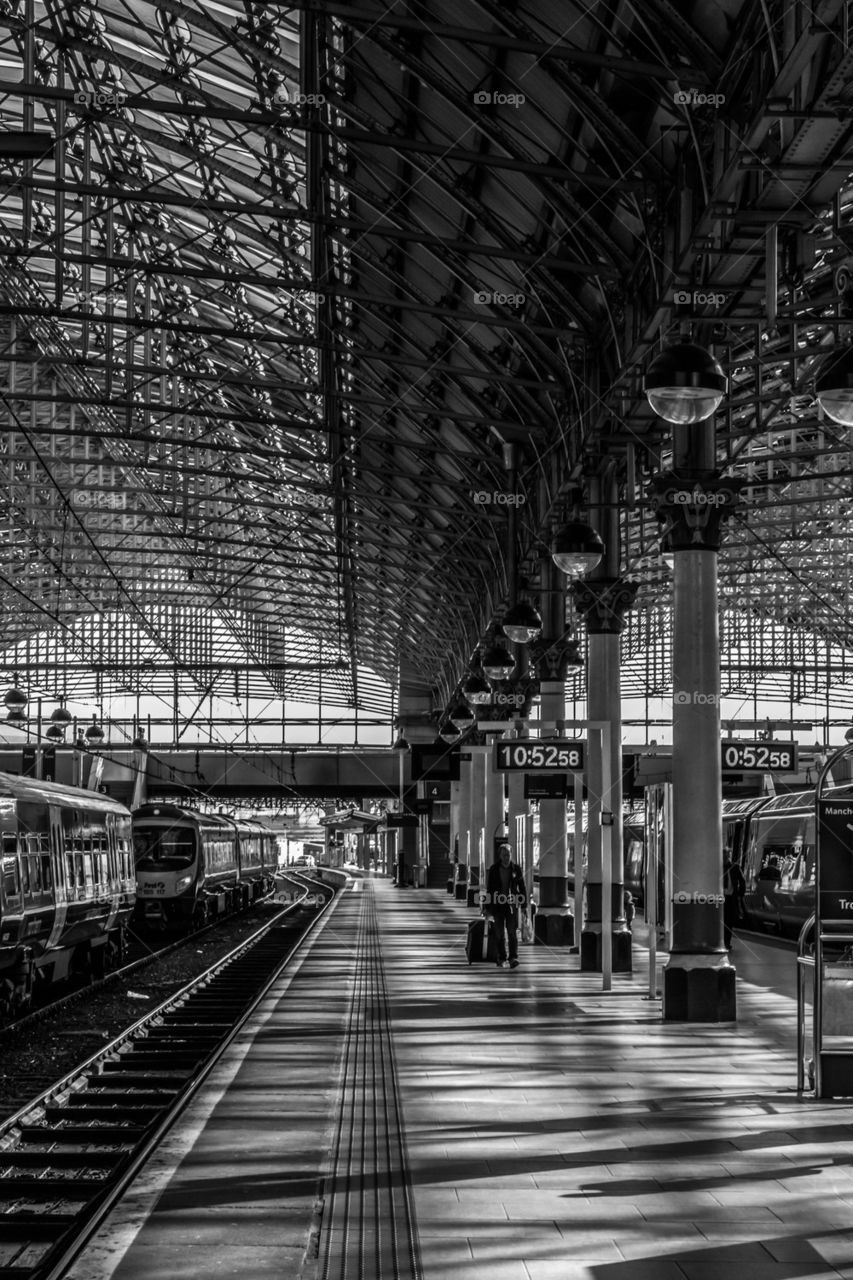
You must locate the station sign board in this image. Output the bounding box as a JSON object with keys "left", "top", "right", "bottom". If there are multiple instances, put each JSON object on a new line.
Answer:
{"left": 410, "top": 743, "right": 460, "bottom": 782}
{"left": 495, "top": 739, "right": 585, "bottom": 772}
{"left": 386, "top": 813, "right": 419, "bottom": 829}
{"left": 524, "top": 774, "right": 570, "bottom": 800}
{"left": 817, "top": 796, "right": 853, "bottom": 922}
{"left": 720, "top": 740, "right": 798, "bottom": 772}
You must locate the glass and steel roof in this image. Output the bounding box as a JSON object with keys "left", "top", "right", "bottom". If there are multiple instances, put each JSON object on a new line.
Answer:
{"left": 0, "top": 0, "right": 852, "bottom": 740}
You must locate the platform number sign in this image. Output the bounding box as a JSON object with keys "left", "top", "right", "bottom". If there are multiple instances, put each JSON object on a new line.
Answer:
{"left": 494, "top": 739, "right": 585, "bottom": 772}
{"left": 721, "top": 740, "right": 797, "bottom": 772}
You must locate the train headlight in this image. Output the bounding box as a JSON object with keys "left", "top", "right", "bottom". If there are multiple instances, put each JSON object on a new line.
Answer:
{"left": 175, "top": 875, "right": 193, "bottom": 892}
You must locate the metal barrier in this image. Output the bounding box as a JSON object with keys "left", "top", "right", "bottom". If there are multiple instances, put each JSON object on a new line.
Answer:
{"left": 797, "top": 912, "right": 816, "bottom": 1093}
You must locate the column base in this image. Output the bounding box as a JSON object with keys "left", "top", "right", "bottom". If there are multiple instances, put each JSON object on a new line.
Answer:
{"left": 454, "top": 883, "right": 468, "bottom": 901}
{"left": 580, "top": 926, "right": 633, "bottom": 973}
{"left": 466, "top": 887, "right": 480, "bottom": 908}
{"left": 663, "top": 956, "right": 736, "bottom": 1022}
{"left": 533, "top": 911, "right": 574, "bottom": 947}
{"left": 446, "top": 877, "right": 455, "bottom": 894}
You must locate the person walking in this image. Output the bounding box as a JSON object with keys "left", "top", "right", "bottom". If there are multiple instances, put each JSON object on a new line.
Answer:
{"left": 723, "top": 853, "right": 746, "bottom": 950}
{"left": 485, "top": 842, "right": 527, "bottom": 969}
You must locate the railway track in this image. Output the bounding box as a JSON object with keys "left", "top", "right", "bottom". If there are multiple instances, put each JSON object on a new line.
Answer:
{"left": 0, "top": 872, "right": 334, "bottom": 1280}
{"left": 0, "top": 870, "right": 306, "bottom": 1039}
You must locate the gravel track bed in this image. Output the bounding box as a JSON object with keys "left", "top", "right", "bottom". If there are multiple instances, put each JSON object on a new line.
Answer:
{"left": 0, "top": 895, "right": 301, "bottom": 1120}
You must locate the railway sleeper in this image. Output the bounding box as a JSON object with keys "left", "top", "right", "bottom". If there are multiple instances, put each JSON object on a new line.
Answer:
{"left": 16, "top": 1124, "right": 148, "bottom": 1143}
{"left": 97, "top": 1065, "right": 192, "bottom": 1082}
{"left": 0, "top": 1150, "right": 124, "bottom": 1168}
{"left": 111, "top": 1052, "right": 207, "bottom": 1069}
{"left": 0, "top": 1218, "right": 70, "bottom": 1241}
{"left": 0, "top": 1175, "right": 108, "bottom": 1197}
{"left": 73, "top": 1089, "right": 179, "bottom": 1106}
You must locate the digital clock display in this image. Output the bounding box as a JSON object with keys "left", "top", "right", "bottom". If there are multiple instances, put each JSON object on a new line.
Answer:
{"left": 495, "top": 739, "right": 585, "bottom": 772}
{"left": 720, "top": 740, "right": 798, "bottom": 772}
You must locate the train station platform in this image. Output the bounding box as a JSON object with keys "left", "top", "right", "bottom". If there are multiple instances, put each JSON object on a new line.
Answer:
{"left": 66, "top": 878, "right": 853, "bottom": 1280}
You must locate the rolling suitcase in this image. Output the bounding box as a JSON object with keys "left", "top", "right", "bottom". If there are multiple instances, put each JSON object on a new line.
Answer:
{"left": 466, "top": 915, "right": 498, "bottom": 963}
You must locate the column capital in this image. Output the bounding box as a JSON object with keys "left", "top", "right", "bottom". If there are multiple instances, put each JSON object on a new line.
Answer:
{"left": 529, "top": 635, "right": 582, "bottom": 682}
{"left": 571, "top": 579, "right": 638, "bottom": 635}
{"left": 649, "top": 469, "right": 742, "bottom": 552}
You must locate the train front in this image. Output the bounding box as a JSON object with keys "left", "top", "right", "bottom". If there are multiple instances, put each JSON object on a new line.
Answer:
{"left": 133, "top": 807, "right": 199, "bottom": 928}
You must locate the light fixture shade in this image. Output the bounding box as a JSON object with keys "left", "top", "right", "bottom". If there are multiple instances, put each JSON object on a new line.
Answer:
{"left": 5, "top": 709, "right": 26, "bottom": 725}
{"left": 815, "top": 347, "right": 853, "bottom": 426}
{"left": 85, "top": 720, "right": 105, "bottom": 745}
{"left": 551, "top": 520, "right": 605, "bottom": 577}
{"left": 50, "top": 706, "right": 73, "bottom": 726}
{"left": 132, "top": 734, "right": 149, "bottom": 751}
{"left": 448, "top": 701, "right": 475, "bottom": 731}
{"left": 3, "top": 687, "right": 27, "bottom": 713}
{"left": 481, "top": 643, "right": 515, "bottom": 681}
{"left": 45, "top": 724, "right": 65, "bottom": 741}
{"left": 438, "top": 721, "right": 461, "bottom": 744}
{"left": 643, "top": 342, "right": 727, "bottom": 424}
{"left": 502, "top": 601, "right": 542, "bottom": 644}
{"left": 461, "top": 671, "right": 492, "bottom": 705}
{"left": 392, "top": 733, "right": 410, "bottom": 752}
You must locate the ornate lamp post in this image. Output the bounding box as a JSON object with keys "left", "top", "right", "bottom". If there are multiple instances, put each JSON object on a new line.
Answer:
{"left": 645, "top": 340, "right": 738, "bottom": 1021}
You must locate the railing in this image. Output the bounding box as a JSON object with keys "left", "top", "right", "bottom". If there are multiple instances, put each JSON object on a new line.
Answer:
{"left": 797, "top": 912, "right": 816, "bottom": 1093}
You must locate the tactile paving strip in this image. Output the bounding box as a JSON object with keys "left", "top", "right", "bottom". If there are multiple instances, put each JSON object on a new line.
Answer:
{"left": 320, "top": 882, "right": 422, "bottom": 1280}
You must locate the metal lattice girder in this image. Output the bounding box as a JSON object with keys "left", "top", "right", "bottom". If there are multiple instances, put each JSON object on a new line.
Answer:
{"left": 0, "top": 0, "right": 852, "bottom": 730}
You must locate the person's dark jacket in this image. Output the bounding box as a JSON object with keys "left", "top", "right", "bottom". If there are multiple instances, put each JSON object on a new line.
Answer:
{"left": 484, "top": 860, "right": 527, "bottom": 924}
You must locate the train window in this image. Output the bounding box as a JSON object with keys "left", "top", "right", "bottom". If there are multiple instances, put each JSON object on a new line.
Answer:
{"left": 134, "top": 825, "right": 194, "bottom": 869}
{"left": 1, "top": 852, "right": 20, "bottom": 900}
{"left": 19, "top": 856, "right": 30, "bottom": 894}
{"left": 117, "top": 838, "right": 132, "bottom": 880}
{"left": 41, "top": 853, "right": 51, "bottom": 889}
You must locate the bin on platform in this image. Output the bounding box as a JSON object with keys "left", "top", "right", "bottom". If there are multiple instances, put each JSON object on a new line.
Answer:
{"left": 416, "top": 859, "right": 427, "bottom": 887}
{"left": 822, "top": 961, "right": 853, "bottom": 1040}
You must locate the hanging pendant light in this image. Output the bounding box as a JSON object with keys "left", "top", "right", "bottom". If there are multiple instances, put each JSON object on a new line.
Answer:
{"left": 551, "top": 520, "right": 605, "bottom": 578}
{"left": 4, "top": 687, "right": 27, "bottom": 717}
{"left": 643, "top": 341, "right": 727, "bottom": 425}
{"left": 461, "top": 670, "right": 492, "bottom": 705}
{"left": 85, "top": 716, "right": 105, "bottom": 745}
{"left": 448, "top": 701, "right": 475, "bottom": 732}
{"left": 481, "top": 642, "right": 515, "bottom": 682}
{"left": 501, "top": 601, "right": 542, "bottom": 644}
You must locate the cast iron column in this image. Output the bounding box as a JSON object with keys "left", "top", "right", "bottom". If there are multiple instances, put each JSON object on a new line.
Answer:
{"left": 529, "top": 559, "right": 574, "bottom": 945}
{"left": 466, "top": 738, "right": 487, "bottom": 907}
{"left": 454, "top": 748, "right": 472, "bottom": 898}
{"left": 650, "top": 434, "right": 740, "bottom": 1020}
{"left": 572, "top": 577, "right": 637, "bottom": 973}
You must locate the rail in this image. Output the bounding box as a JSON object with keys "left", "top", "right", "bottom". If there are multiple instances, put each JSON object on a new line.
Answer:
{"left": 0, "top": 873, "right": 336, "bottom": 1280}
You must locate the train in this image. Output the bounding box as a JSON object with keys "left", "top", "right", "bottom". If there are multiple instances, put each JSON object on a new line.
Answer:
{"left": 626, "top": 786, "right": 836, "bottom": 938}
{"left": 0, "top": 778, "right": 281, "bottom": 1020}
{"left": 132, "top": 803, "right": 277, "bottom": 929}
{"left": 0, "top": 772, "right": 135, "bottom": 1019}
{"left": 722, "top": 788, "right": 827, "bottom": 936}
{"left": 556, "top": 790, "right": 831, "bottom": 940}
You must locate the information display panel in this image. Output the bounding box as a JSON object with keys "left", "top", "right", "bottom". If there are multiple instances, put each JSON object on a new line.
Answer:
{"left": 817, "top": 797, "right": 853, "bottom": 922}
{"left": 495, "top": 740, "right": 585, "bottom": 772}
{"left": 720, "top": 740, "right": 798, "bottom": 772}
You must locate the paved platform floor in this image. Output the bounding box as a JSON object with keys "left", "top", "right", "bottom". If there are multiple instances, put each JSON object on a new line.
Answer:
{"left": 67, "top": 878, "right": 853, "bottom": 1280}
{"left": 387, "top": 886, "right": 852, "bottom": 1280}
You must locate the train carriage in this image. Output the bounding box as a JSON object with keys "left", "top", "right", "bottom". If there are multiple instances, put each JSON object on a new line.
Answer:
{"left": 0, "top": 773, "right": 134, "bottom": 1018}
{"left": 133, "top": 804, "right": 275, "bottom": 928}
